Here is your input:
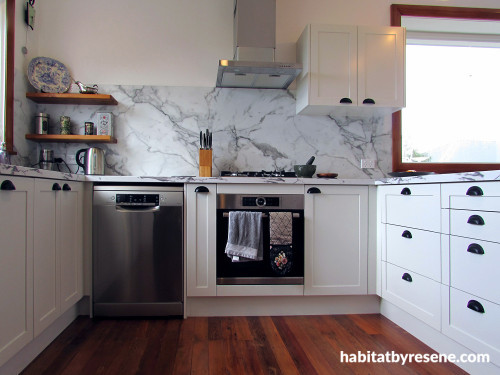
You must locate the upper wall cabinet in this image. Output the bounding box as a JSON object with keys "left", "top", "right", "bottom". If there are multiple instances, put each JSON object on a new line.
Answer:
{"left": 295, "top": 24, "right": 406, "bottom": 116}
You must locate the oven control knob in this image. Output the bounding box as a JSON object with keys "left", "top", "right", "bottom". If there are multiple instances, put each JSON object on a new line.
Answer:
{"left": 256, "top": 197, "right": 266, "bottom": 207}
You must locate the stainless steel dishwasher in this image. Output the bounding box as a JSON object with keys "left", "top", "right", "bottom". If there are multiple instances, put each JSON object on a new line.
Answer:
{"left": 92, "top": 184, "right": 183, "bottom": 317}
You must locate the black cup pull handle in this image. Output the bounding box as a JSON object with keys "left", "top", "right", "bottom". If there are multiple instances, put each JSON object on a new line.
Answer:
{"left": 307, "top": 187, "right": 321, "bottom": 194}
{"left": 362, "top": 98, "right": 375, "bottom": 105}
{"left": 0, "top": 180, "right": 16, "bottom": 191}
{"left": 402, "top": 273, "right": 413, "bottom": 282}
{"left": 466, "top": 186, "right": 484, "bottom": 196}
{"left": 194, "top": 186, "right": 209, "bottom": 193}
{"left": 467, "top": 300, "right": 485, "bottom": 314}
{"left": 402, "top": 230, "right": 412, "bottom": 239}
{"left": 401, "top": 187, "right": 411, "bottom": 195}
{"left": 52, "top": 183, "right": 62, "bottom": 191}
{"left": 62, "top": 183, "right": 72, "bottom": 191}
{"left": 339, "top": 97, "right": 352, "bottom": 104}
{"left": 467, "top": 215, "right": 485, "bottom": 226}
{"left": 467, "top": 243, "right": 484, "bottom": 255}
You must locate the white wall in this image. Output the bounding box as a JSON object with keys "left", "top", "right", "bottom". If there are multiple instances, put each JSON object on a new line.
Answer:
{"left": 33, "top": 0, "right": 500, "bottom": 87}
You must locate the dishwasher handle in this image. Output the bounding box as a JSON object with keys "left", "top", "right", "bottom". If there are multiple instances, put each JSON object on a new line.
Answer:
{"left": 115, "top": 205, "right": 160, "bottom": 213}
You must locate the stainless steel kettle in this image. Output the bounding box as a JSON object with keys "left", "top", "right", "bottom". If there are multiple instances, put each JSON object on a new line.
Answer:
{"left": 76, "top": 147, "right": 105, "bottom": 175}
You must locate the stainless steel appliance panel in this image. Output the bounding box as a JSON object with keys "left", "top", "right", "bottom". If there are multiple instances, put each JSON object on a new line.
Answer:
{"left": 93, "top": 185, "right": 183, "bottom": 316}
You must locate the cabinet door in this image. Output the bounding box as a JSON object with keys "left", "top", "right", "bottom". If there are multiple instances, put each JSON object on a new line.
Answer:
{"left": 33, "top": 179, "right": 60, "bottom": 336}
{"left": 0, "top": 176, "right": 34, "bottom": 367}
{"left": 310, "top": 24, "right": 357, "bottom": 107}
{"left": 304, "top": 185, "right": 368, "bottom": 295}
{"left": 358, "top": 26, "right": 406, "bottom": 108}
{"left": 59, "top": 181, "right": 83, "bottom": 312}
{"left": 296, "top": 24, "right": 357, "bottom": 115}
{"left": 186, "top": 184, "right": 217, "bottom": 296}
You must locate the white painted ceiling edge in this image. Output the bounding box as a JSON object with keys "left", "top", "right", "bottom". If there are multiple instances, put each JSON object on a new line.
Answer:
{"left": 26, "top": 0, "right": 500, "bottom": 87}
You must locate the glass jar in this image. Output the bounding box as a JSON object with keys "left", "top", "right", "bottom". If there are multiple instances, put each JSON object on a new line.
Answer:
{"left": 60, "top": 116, "right": 71, "bottom": 135}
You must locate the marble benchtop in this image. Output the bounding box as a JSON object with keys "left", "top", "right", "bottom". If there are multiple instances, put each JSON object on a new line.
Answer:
{"left": 2, "top": 164, "right": 500, "bottom": 185}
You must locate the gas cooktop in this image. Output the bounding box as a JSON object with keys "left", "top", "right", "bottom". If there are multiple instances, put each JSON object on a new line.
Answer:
{"left": 220, "top": 170, "right": 297, "bottom": 178}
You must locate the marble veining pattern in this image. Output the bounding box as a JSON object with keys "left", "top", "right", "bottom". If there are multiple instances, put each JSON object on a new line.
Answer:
{"left": 23, "top": 85, "right": 392, "bottom": 179}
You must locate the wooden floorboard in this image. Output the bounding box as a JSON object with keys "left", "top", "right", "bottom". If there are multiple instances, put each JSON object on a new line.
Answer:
{"left": 21, "top": 314, "right": 468, "bottom": 375}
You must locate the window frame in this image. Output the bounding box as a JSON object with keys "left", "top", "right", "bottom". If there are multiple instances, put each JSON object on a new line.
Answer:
{"left": 3, "top": 0, "right": 14, "bottom": 154}
{"left": 391, "top": 4, "right": 500, "bottom": 173}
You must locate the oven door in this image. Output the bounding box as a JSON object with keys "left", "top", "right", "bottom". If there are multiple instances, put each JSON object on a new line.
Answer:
{"left": 216, "top": 209, "right": 304, "bottom": 285}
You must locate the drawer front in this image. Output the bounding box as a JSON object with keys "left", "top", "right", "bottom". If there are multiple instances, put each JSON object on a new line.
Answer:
{"left": 450, "top": 209, "right": 500, "bottom": 244}
{"left": 386, "top": 225, "right": 441, "bottom": 281}
{"left": 382, "top": 262, "right": 441, "bottom": 329}
{"left": 442, "top": 181, "right": 500, "bottom": 210}
{"left": 446, "top": 287, "right": 500, "bottom": 365}
{"left": 450, "top": 236, "right": 500, "bottom": 304}
{"left": 382, "top": 184, "right": 441, "bottom": 231}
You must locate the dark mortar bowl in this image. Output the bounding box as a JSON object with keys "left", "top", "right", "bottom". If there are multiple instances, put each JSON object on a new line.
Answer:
{"left": 294, "top": 164, "right": 317, "bottom": 178}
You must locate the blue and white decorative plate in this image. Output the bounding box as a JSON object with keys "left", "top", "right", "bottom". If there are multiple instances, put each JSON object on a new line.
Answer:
{"left": 28, "top": 57, "right": 72, "bottom": 93}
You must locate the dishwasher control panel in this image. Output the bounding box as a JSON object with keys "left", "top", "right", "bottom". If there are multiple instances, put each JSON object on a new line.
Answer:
{"left": 93, "top": 186, "right": 184, "bottom": 207}
{"left": 116, "top": 194, "right": 159, "bottom": 206}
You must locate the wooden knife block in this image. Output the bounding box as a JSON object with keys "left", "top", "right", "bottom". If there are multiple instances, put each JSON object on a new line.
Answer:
{"left": 199, "top": 149, "right": 212, "bottom": 177}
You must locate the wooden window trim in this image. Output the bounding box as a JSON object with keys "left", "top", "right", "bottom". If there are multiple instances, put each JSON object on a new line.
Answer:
{"left": 391, "top": 4, "right": 500, "bottom": 173}
{"left": 4, "top": 0, "right": 15, "bottom": 154}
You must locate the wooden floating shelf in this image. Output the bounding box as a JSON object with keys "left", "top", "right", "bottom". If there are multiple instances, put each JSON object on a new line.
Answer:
{"left": 25, "top": 134, "right": 117, "bottom": 144}
{"left": 26, "top": 92, "right": 118, "bottom": 105}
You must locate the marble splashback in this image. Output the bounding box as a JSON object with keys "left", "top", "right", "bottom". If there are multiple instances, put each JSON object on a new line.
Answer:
{"left": 17, "top": 84, "right": 392, "bottom": 178}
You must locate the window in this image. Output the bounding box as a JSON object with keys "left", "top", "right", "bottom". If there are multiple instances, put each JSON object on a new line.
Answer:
{"left": 1, "top": 0, "right": 13, "bottom": 153}
{"left": 1, "top": 0, "right": 6, "bottom": 143}
{"left": 391, "top": 5, "right": 500, "bottom": 173}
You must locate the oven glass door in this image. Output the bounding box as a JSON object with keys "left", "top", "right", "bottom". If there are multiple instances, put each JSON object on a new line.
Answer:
{"left": 216, "top": 209, "right": 304, "bottom": 285}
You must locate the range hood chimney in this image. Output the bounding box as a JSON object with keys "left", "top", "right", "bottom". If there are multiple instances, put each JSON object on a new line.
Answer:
{"left": 216, "top": 0, "right": 302, "bottom": 89}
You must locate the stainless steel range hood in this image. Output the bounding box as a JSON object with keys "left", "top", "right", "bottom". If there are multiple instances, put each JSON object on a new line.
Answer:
{"left": 216, "top": 0, "right": 302, "bottom": 89}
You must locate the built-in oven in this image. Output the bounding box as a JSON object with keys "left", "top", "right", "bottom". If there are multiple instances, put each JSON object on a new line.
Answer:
{"left": 216, "top": 193, "right": 304, "bottom": 285}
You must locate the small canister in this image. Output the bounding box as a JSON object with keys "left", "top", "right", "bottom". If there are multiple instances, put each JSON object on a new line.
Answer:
{"left": 85, "top": 122, "right": 94, "bottom": 135}
{"left": 34, "top": 113, "right": 49, "bottom": 134}
{"left": 60, "top": 116, "right": 71, "bottom": 135}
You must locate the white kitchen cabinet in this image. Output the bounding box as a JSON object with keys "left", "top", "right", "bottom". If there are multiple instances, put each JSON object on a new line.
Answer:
{"left": 440, "top": 181, "right": 500, "bottom": 366}
{"left": 186, "top": 184, "right": 217, "bottom": 297}
{"left": 33, "top": 180, "right": 59, "bottom": 336}
{"left": 296, "top": 24, "right": 405, "bottom": 115}
{"left": 304, "top": 185, "right": 368, "bottom": 295}
{"left": 378, "top": 183, "right": 442, "bottom": 328}
{"left": 382, "top": 262, "right": 441, "bottom": 330}
{"left": 33, "top": 180, "right": 83, "bottom": 336}
{"left": 58, "top": 181, "right": 84, "bottom": 312}
{"left": 380, "top": 183, "right": 441, "bottom": 232}
{"left": 0, "top": 176, "right": 34, "bottom": 367}
{"left": 443, "top": 287, "right": 500, "bottom": 365}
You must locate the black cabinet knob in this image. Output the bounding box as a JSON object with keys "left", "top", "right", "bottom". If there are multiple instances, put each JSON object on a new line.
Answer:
{"left": 62, "top": 183, "right": 72, "bottom": 191}
{"left": 402, "top": 273, "right": 413, "bottom": 282}
{"left": 467, "top": 215, "right": 485, "bottom": 226}
{"left": 402, "top": 230, "right": 412, "bottom": 239}
{"left": 194, "top": 186, "right": 209, "bottom": 193}
{"left": 0, "top": 180, "right": 16, "bottom": 191}
{"left": 362, "top": 98, "right": 375, "bottom": 105}
{"left": 52, "top": 183, "right": 61, "bottom": 191}
{"left": 339, "top": 97, "right": 353, "bottom": 104}
{"left": 401, "top": 187, "right": 411, "bottom": 195}
{"left": 466, "top": 186, "right": 483, "bottom": 196}
{"left": 467, "top": 243, "right": 484, "bottom": 255}
{"left": 307, "top": 187, "right": 321, "bottom": 194}
{"left": 467, "top": 300, "right": 485, "bottom": 314}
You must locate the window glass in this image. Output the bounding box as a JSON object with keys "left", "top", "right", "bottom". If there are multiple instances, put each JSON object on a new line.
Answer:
{"left": 402, "top": 43, "right": 500, "bottom": 163}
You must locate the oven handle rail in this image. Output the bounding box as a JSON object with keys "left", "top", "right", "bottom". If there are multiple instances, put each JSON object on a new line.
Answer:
{"left": 222, "top": 212, "right": 301, "bottom": 219}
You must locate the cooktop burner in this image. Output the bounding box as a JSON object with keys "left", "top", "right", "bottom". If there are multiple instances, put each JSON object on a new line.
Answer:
{"left": 220, "top": 170, "right": 297, "bottom": 178}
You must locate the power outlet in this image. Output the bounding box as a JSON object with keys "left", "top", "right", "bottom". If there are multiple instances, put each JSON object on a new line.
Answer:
{"left": 361, "top": 159, "right": 376, "bottom": 169}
